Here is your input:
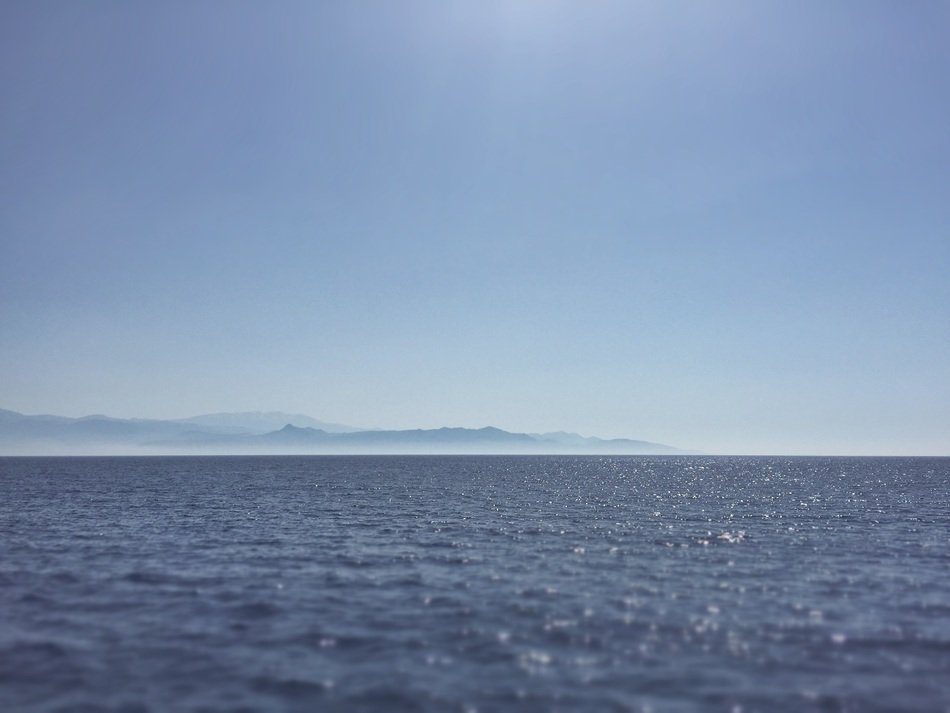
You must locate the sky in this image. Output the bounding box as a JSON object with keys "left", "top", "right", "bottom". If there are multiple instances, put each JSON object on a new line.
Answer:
{"left": 1, "top": 1, "right": 948, "bottom": 455}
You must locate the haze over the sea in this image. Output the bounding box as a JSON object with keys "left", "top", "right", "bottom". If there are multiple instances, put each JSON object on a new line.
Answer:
{"left": 1, "top": 2, "right": 947, "bottom": 456}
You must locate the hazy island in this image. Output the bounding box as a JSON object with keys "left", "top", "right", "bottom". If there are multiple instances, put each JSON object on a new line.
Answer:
{"left": 0, "top": 408, "right": 688, "bottom": 456}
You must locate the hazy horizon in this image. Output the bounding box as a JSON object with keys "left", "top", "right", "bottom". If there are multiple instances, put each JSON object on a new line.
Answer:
{"left": 1, "top": 405, "right": 946, "bottom": 457}
{"left": 2, "top": 2, "right": 948, "bottom": 456}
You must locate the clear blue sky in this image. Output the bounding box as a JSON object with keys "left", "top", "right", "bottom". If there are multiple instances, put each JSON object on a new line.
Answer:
{"left": 1, "top": 1, "right": 948, "bottom": 454}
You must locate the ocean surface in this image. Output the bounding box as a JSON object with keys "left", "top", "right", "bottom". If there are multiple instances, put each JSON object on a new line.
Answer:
{"left": 1, "top": 456, "right": 948, "bottom": 713}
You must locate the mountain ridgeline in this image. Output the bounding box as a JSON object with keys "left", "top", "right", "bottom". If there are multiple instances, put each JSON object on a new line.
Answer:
{"left": 0, "top": 408, "right": 688, "bottom": 455}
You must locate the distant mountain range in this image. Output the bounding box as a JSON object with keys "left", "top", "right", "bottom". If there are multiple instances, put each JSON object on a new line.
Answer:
{"left": 0, "top": 408, "right": 688, "bottom": 455}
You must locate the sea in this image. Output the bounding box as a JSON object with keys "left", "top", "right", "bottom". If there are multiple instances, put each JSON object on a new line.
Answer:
{"left": 1, "top": 456, "right": 948, "bottom": 713}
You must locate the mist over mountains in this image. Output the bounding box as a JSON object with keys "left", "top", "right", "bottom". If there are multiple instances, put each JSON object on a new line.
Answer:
{"left": 0, "top": 408, "right": 687, "bottom": 455}
{"left": 176, "top": 412, "right": 360, "bottom": 435}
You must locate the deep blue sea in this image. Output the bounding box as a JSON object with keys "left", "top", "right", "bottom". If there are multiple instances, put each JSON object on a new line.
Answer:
{"left": 1, "top": 456, "right": 948, "bottom": 712}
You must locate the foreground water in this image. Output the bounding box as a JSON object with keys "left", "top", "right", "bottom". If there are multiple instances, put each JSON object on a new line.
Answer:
{"left": 1, "top": 456, "right": 948, "bottom": 712}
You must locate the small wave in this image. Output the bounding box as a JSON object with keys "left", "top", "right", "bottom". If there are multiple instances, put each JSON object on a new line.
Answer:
{"left": 693, "top": 530, "right": 748, "bottom": 546}
{"left": 251, "top": 675, "right": 332, "bottom": 699}
{"left": 228, "top": 601, "right": 283, "bottom": 619}
{"left": 122, "top": 571, "right": 170, "bottom": 585}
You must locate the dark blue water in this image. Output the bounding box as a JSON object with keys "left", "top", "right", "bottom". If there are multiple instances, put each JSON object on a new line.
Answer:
{"left": 1, "top": 456, "right": 948, "bottom": 712}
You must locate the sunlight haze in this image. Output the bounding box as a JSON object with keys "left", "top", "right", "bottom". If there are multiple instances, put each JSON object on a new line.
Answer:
{"left": 1, "top": 1, "right": 948, "bottom": 455}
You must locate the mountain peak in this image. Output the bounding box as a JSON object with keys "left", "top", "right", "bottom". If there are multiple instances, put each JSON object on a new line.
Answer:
{"left": 177, "top": 411, "right": 359, "bottom": 434}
